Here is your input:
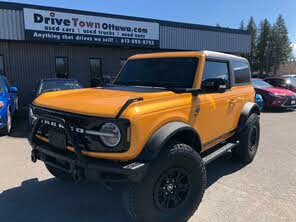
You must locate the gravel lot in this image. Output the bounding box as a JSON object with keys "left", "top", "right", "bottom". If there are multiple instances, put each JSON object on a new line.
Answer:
{"left": 0, "top": 110, "right": 295, "bottom": 222}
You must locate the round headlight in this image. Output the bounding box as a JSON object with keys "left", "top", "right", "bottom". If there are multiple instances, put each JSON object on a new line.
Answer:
{"left": 99, "top": 123, "right": 121, "bottom": 147}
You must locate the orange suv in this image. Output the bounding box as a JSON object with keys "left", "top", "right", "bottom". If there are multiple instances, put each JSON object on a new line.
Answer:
{"left": 29, "top": 51, "right": 260, "bottom": 222}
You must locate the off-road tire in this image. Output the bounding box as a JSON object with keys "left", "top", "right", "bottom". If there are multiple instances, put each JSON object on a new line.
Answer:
{"left": 233, "top": 113, "right": 260, "bottom": 164}
{"left": 45, "top": 164, "right": 74, "bottom": 182}
{"left": 123, "top": 141, "right": 206, "bottom": 222}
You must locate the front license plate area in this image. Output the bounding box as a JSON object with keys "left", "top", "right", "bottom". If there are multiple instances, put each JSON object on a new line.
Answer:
{"left": 291, "top": 100, "right": 296, "bottom": 105}
{"left": 48, "top": 130, "right": 67, "bottom": 149}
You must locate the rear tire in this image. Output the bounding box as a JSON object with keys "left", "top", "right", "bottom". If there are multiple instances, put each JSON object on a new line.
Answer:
{"left": 45, "top": 164, "right": 74, "bottom": 182}
{"left": 123, "top": 141, "right": 206, "bottom": 222}
{"left": 233, "top": 113, "right": 260, "bottom": 164}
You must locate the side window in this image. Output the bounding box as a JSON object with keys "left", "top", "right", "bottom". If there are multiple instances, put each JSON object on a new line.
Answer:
{"left": 3, "top": 77, "right": 9, "bottom": 91}
{"left": 278, "top": 79, "right": 288, "bottom": 88}
{"left": 120, "top": 59, "right": 127, "bottom": 68}
{"left": 233, "top": 61, "right": 251, "bottom": 84}
{"left": 0, "top": 79, "right": 4, "bottom": 93}
{"left": 202, "top": 61, "right": 229, "bottom": 81}
{"left": 202, "top": 60, "right": 230, "bottom": 90}
{"left": 268, "top": 79, "right": 282, "bottom": 87}
{"left": 0, "top": 55, "right": 4, "bottom": 74}
{"left": 55, "top": 57, "right": 68, "bottom": 78}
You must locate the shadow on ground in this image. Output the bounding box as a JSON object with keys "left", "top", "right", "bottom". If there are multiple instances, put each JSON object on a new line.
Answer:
{"left": 0, "top": 179, "right": 129, "bottom": 222}
{"left": 206, "top": 154, "right": 245, "bottom": 188}
{"left": 10, "top": 107, "right": 30, "bottom": 138}
{"left": 261, "top": 107, "right": 295, "bottom": 113}
{"left": 0, "top": 154, "right": 245, "bottom": 222}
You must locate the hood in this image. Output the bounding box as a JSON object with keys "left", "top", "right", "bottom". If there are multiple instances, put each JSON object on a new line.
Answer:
{"left": 33, "top": 86, "right": 177, "bottom": 118}
{"left": 258, "top": 87, "right": 295, "bottom": 96}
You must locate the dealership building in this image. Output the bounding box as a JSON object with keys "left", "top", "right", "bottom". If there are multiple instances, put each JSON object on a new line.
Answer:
{"left": 0, "top": 2, "right": 251, "bottom": 105}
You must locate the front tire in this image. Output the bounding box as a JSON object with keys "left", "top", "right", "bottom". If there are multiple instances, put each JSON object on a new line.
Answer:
{"left": 123, "top": 141, "right": 206, "bottom": 222}
{"left": 233, "top": 113, "right": 260, "bottom": 164}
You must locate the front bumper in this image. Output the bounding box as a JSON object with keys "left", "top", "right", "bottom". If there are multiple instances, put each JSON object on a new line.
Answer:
{"left": 31, "top": 144, "right": 148, "bottom": 182}
{"left": 29, "top": 114, "right": 148, "bottom": 182}
{"left": 267, "top": 96, "right": 296, "bottom": 108}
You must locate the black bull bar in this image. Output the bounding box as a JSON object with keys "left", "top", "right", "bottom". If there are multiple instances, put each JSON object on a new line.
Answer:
{"left": 29, "top": 114, "right": 148, "bottom": 182}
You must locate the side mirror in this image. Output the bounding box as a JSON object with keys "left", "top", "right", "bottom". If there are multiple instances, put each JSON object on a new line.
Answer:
{"left": 280, "top": 83, "right": 288, "bottom": 88}
{"left": 201, "top": 78, "right": 228, "bottom": 93}
{"left": 9, "top": 86, "right": 18, "bottom": 93}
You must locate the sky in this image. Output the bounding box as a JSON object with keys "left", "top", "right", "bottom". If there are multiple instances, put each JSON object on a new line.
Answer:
{"left": 4, "top": 0, "right": 296, "bottom": 55}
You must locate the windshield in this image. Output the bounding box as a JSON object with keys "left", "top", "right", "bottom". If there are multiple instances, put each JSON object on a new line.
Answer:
{"left": 252, "top": 79, "right": 273, "bottom": 88}
{"left": 39, "top": 80, "right": 82, "bottom": 94}
{"left": 114, "top": 57, "right": 199, "bottom": 88}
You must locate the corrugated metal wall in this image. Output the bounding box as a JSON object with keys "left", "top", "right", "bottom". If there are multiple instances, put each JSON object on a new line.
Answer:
{"left": 160, "top": 26, "right": 251, "bottom": 53}
{"left": 0, "top": 9, "right": 24, "bottom": 40}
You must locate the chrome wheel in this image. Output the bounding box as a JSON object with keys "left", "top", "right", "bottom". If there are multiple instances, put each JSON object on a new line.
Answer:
{"left": 6, "top": 109, "right": 12, "bottom": 134}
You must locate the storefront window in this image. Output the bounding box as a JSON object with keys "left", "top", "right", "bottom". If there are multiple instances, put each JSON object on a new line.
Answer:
{"left": 0, "top": 55, "right": 4, "bottom": 74}
{"left": 90, "top": 58, "right": 102, "bottom": 77}
{"left": 55, "top": 57, "right": 68, "bottom": 78}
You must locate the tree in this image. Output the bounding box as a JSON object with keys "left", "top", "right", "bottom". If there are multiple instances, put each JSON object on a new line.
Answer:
{"left": 246, "top": 17, "right": 257, "bottom": 71}
{"left": 239, "top": 20, "right": 245, "bottom": 30}
{"left": 255, "top": 19, "right": 272, "bottom": 75}
{"left": 270, "top": 15, "right": 292, "bottom": 74}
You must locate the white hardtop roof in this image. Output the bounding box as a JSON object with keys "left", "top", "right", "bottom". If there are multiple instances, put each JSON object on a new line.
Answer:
{"left": 203, "top": 50, "right": 248, "bottom": 62}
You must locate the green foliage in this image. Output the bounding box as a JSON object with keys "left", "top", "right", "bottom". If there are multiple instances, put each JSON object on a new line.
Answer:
{"left": 255, "top": 19, "right": 272, "bottom": 75}
{"left": 239, "top": 20, "right": 245, "bottom": 30}
{"left": 269, "top": 15, "right": 292, "bottom": 74}
{"left": 243, "top": 15, "right": 292, "bottom": 76}
{"left": 246, "top": 17, "right": 257, "bottom": 71}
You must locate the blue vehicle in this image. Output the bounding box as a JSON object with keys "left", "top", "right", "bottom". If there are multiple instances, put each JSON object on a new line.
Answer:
{"left": 255, "top": 94, "right": 264, "bottom": 111}
{"left": 0, "top": 75, "right": 18, "bottom": 135}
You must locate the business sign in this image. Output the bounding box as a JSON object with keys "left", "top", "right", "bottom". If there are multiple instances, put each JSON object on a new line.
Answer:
{"left": 23, "top": 8, "right": 160, "bottom": 48}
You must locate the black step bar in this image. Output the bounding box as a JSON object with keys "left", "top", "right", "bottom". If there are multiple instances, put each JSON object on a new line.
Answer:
{"left": 202, "top": 142, "right": 239, "bottom": 165}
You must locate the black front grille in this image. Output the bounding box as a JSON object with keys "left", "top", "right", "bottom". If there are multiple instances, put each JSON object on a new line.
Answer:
{"left": 283, "top": 95, "right": 296, "bottom": 106}
{"left": 37, "top": 121, "right": 87, "bottom": 150}
{"left": 33, "top": 106, "right": 130, "bottom": 153}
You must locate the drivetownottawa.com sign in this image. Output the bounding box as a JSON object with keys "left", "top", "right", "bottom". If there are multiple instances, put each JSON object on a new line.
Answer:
{"left": 23, "top": 8, "right": 160, "bottom": 48}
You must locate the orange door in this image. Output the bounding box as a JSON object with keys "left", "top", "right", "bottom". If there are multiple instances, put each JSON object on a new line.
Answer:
{"left": 193, "top": 90, "right": 235, "bottom": 145}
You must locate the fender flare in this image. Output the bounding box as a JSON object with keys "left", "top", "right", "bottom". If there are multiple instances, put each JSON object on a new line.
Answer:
{"left": 236, "top": 102, "right": 260, "bottom": 134}
{"left": 137, "top": 122, "right": 202, "bottom": 161}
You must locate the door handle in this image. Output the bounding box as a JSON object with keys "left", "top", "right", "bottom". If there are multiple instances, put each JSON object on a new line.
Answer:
{"left": 228, "top": 99, "right": 237, "bottom": 103}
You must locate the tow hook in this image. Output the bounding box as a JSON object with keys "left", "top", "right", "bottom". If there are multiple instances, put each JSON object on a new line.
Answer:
{"left": 73, "top": 167, "right": 84, "bottom": 182}
{"left": 31, "top": 150, "right": 38, "bottom": 163}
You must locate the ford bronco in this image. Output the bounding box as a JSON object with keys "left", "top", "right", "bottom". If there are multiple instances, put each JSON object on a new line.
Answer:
{"left": 29, "top": 51, "right": 260, "bottom": 222}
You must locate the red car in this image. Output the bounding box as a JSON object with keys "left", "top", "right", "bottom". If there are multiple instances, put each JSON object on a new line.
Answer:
{"left": 264, "top": 76, "right": 296, "bottom": 93}
{"left": 252, "top": 78, "right": 296, "bottom": 109}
